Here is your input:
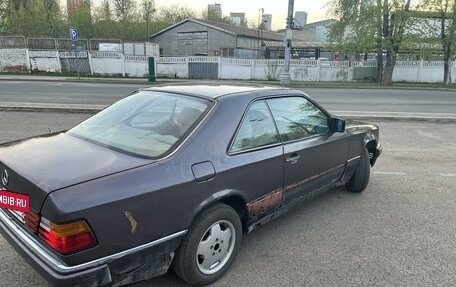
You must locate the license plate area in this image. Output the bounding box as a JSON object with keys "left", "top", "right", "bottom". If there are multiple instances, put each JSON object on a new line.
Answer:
{"left": 0, "top": 189, "right": 30, "bottom": 213}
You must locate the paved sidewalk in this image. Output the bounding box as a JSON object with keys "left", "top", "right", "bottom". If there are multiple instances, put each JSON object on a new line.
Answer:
{"left": 0, "top": 74, "right": 266, "bottom": 86}
{"left": 2, "top": 74, "right": 455, "bottom": 90}
{"left": 0, "top": 74, "right": 162, "bottom": 84}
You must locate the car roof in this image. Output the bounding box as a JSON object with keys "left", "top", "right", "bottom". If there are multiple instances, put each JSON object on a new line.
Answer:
{"left": 142, "top": 84, "right": 288, "bottom": 99}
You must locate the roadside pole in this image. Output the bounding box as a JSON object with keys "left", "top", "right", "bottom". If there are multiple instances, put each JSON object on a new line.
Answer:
{"left": 70, "top": 28, "right": 80, "bottom": 79}
{"left": 280, "top": 0, "right": 294, "bottom": 85}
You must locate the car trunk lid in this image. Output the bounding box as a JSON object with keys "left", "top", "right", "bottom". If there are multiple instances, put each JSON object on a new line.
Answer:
{"left": 0, "top": 132, "right": 152, "bottom": 212}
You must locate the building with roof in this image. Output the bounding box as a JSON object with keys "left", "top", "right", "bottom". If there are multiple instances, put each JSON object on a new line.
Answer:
{"left": 262, "top": 14, "right": 272, "bottom": 31}
{"left": 229, "top": 12, "right": 246, "bottom": 26}
{"left": 294, "top": 11, "right": 308, "bottom": 28}
{"left": 208, "top": 3, "right": 222, "bottom": 18}
{"left": 148, "top": 18, "right": 283, "bottom": 58}
{"left": 290, "top": 19, "right": 335, "bottom": 43}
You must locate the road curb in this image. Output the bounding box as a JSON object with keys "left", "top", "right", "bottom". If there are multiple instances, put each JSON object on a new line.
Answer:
{"left": 0, "top": 106, "right": 103, "bottom": 114}
{"left": 2, "top": 105, "right": 456, "bottom": 123}
{"left": 341, "top": 116, "right": 456, "bottom": 124}
{"left": 0, "top": 103, "right": 107, "bottom": 114}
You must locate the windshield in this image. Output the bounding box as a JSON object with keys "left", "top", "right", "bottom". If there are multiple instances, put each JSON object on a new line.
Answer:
{"left": 67, "top": 91, "right": 212, "bottom": 158}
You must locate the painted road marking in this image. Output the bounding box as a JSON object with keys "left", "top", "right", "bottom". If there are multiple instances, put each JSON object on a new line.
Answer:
{"left": 373, "top": 172, "right": 455, "bottom": 177}
{"left": 373, "top": 171, "right": 407, "bottom": 176}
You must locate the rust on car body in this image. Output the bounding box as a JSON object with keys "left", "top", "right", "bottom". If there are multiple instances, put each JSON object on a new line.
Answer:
{"left": 124, "top": 211, "right": 138, "bottom": 235}
{"left": 284, "top": 163, "right": 347, "bottom": 193}
{"left": 246, "top": 188, "right": 283, "bottom": 222}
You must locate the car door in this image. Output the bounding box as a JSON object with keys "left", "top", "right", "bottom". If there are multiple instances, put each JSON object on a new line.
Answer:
{"left": 227, "top": 100, "right": 284, "bottom": 222}
{"left": 266, "top": 96, "right": 348, "bottom": 206}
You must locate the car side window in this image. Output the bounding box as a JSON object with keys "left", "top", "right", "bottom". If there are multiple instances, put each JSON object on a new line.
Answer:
{"left": 266, "top": 97, "right": 329, "bottom": 142}
{"left": 230, "top": 100, "right": 280, "bottom": 153}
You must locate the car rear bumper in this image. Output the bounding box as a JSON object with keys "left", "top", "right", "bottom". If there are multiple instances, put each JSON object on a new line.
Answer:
{"left": 0, "top": 209, "right": 186, "bottom": 287}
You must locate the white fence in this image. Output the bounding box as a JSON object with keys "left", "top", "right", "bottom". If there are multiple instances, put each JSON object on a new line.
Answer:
{"left": 1, "top": 48, "right": 456, "bottom": 83}
{"left": 0, "top": 48, "right": 30, "bottom": 72}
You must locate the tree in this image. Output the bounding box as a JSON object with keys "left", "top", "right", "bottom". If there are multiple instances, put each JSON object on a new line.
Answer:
{"left": 328, "top": 0, "right": 417, "bottom": 85}
{"left": 141, "top": 0, "right": 156, "bottom": 39}
{"left": 2, "top": 0, "right": 52, "bottom": 37}
{"left": 113, "top": 0, "right": 136, "bottom": 22}
{"left": 441, "top": 1, "right": 456, "bottom": 86}
{"left": 0, "top": 0, "right": 63, "bottom": 37}
{"left": 0, "top": 0, "right": 204, "bottom": 41}
{"left": 68, "top": 0, "right": 93, "bottom": 39}
{"left": 43, "top": 0, "right": 61, "bottom": 38}
{"left": 424, "top": 0, "right": 456, "bottom": 86}
{"left": 327, "top": 0, "right": 379, "bottom": 60}
{"left": 158, "top": 4, "right": 196, "bottom": 24}
{"left": 98, "top": 0, "right": 111, "bottom": 21}
{"left": 381, "top": 0, "right": 413, "bottom": 85}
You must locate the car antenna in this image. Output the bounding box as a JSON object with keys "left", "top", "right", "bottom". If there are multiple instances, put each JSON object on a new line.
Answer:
{"left": 48, "top": 128, "right": 52, "bottom": 133}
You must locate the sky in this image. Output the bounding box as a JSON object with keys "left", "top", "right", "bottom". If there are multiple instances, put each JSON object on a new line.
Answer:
{"left": 153, "top": 0, "right": 330, "bottom": 30}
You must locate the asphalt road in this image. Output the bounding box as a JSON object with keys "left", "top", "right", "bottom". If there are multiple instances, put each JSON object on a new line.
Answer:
{"left": 1, "top": 81, "right": 456, "bottom": 114}
{"left": 0, "top": 111, "right": 455, "bottom": 286}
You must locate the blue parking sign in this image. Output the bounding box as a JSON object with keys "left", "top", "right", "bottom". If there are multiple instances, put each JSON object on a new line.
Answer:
{"left": 70, "top": 28, "right": 79, "bottom": 41}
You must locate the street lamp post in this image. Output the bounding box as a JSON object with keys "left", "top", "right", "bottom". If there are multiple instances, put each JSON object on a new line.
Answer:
{"left": 280, "top": 0, "right": 294, "bottom": 85}
{"left": 257, "top": 8, "right": 264, "bottom": 59}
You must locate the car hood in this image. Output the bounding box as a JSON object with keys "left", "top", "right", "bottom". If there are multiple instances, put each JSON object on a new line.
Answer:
{"left": 0, "top": 133, "right": 151, "bottom": 211}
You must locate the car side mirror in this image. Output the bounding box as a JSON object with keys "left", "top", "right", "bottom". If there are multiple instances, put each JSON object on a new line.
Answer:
{"left": 330, "top": 117, "right": 346, "bottom": 132}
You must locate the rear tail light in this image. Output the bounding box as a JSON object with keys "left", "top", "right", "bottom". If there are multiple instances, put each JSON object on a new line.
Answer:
{"left": 24, "top": 211, "right": 41, "bottom": 234}
{"left": 38, "top": 217, "right": 97, "bottom": 255}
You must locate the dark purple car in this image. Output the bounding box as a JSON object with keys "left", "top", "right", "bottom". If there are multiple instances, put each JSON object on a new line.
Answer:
{"left": 0, "top": 85, "right": 381, "bottom": 286}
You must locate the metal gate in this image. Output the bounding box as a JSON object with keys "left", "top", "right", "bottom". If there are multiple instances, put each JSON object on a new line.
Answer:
{"left": 59, "top": 51, "right": 91, "bottom": 74}
{"left": 60, "top": 58, "right": 91, "bottom": 74}
{"left": 188, "top": 63, "right": 218, "bottom": 79}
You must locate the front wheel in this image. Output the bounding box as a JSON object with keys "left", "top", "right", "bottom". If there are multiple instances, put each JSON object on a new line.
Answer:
{"left": 346, "top": 147, "right": 370, "bottom": 193}
{"left": 172, "top": 204, "right": 242, "bottom": 285}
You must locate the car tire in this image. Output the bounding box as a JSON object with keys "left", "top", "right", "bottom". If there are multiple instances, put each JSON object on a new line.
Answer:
{"left": 172, "top": 204, "right": 242, "bottom": 285}
{"left": 346, "top": 147, "right": 370, "bottom": 193}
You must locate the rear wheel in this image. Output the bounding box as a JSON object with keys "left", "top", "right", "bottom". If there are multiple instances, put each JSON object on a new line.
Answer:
{"left": 172, "top": 204, "right": 242, "bottom": 285}
{"left": 346, "top": 147, "right": 370, "bottom": 193}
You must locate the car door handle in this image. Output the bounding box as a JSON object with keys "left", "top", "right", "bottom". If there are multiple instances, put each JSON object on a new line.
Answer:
{"left": 285, "top": 154, "right": 300, "bottom": 164}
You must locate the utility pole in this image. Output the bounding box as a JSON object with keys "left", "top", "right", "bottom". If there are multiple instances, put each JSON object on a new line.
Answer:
{"left": 257, "top": 8, "right": 264, "bottom": 59}
{"left": 280, "top": 0, "right": 294, "bottom": 85}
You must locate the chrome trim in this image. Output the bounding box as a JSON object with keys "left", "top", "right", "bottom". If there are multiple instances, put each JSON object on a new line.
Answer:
{"left": 9, "top": 210, "right": 24, "bottom": 224}
{"left": 1, "top": 169, "right": 8, "bottom": 187}
{"left": 0, "top": 209, "right": 186, "bottom": 273}
{"left": 228, "top": 142, "right": 282, "bottom": 156}
{"left": 347, "top": 155, "right": 361, "bottom": 163}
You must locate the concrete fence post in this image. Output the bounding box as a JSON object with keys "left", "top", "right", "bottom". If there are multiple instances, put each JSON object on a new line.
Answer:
{"left": 154, "top": 57, "right": 158, "bottom": 79}
{"left": 251, "top": 59, "right": 256, "bottom": 80}
{"left": 148, "top": 57, "right": 156, "bottom": 82}
{"left": 316, "top": 58, "right": 321, "bottom": 82}
{"left": 417, "top": 59, "right": 424, "bottom": 82}
{"left": 87, "top": 51, "right": 94, "bottom": 76}
{"left": 121, "top": 52, "right": 126, "bottom": 77}
{"left": 218, "top": 57, "right": 222, "bottom": 79}
{"left": 25, "top": 48, "right": 31, "bottom": 73}
{"left": 56, "top": 50, "right": 63, "bottom": 74}
{"left": 186, "top": 56, "right": 189, "bottom": 78}
{"left": 450, "top": 60, "right": 455, "bottom": 83}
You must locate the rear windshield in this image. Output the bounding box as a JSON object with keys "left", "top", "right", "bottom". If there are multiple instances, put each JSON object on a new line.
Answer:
{"left": 67, "top": 91, "right": 212, "bottom": 158}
